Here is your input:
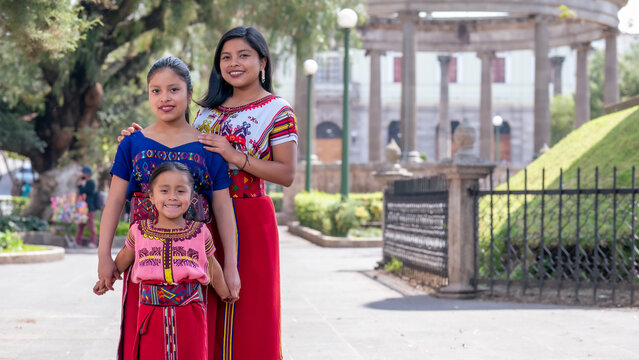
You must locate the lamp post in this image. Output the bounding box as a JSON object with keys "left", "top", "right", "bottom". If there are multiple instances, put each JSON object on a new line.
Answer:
{"left": 338, "top": 8, "right": 358, "bottom": 200}
{"left": 303, "top": 59, "right": 318, "bottom": 192}
{"left": 492, "top": 115, "right": 503, "bottom": 164}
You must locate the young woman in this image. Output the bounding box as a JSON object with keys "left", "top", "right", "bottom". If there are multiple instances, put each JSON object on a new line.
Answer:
{"left": 120, "top": 27, "right": 297, "bottom": 360}
{"left": 98, "top": 56, "right": 241, "bottom": 360}
{"left": 94, "top": 162, "right": 231, "bottom": 359}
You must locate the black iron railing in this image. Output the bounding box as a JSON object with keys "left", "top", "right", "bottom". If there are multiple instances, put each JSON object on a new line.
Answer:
{"left": 472, "top": 167, "right": 639, "bottom": 306}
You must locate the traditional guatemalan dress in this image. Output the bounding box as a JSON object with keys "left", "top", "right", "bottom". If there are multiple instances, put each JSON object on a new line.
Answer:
{"left": 193, "top": 94, "right": 298, "bottom": 360}
{"left": 125, "top": 220, "right": 214, "bottom": 359}
{"left": 110, "top": 131, "right": 232, "bottom": 360}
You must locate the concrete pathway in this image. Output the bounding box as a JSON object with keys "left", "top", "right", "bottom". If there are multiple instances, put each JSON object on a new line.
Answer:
{"left": 0, "top": 227, "right": 637, "bottom": 359}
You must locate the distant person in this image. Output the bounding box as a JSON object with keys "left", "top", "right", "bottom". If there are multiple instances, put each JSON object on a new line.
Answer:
{"left": 76, "top": 166, "right": 98, "bottom": 247}
{"left": 93, "top": 162, "right": 232, "bottom": 358}
{"left": 20, "top": 182, "right": 31, "bottom": 197}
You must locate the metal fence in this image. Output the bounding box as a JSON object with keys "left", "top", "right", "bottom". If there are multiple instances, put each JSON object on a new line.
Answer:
{"left": 383, "top": 176, "right": 449, "bottom": 287}
{"left": 473, "top": 167, "right": 639, "bottom": 306}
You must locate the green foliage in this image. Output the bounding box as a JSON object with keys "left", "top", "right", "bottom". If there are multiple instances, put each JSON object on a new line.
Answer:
{"left": 348, "top": 227, "right": 382, "bottom": 238}
{"left": 80, "top": 221, "right": 129, "bottom": 237}
{"left": 0, "top": 196, "right": 30, "bottom": 216}
{"left": 0, "top": 231, "right": 23, "bottom": 251}
{"left": 384, "top": 257, "right": 403, "bottom": 275}
{"left": 550, "top": 95, "right": 575, "bottom": 145}
{"left": 590, "top": 42, "right": 639, "bottom": 119}
{"left": 0, "top": 0, "right": 365, "bottom": 179}
{"left": 269, "top": 192, "right": 283, "bottom": 212}
{"left": 294, "top": 191, "right": 382, "bottom": 237}
{"left": 0, "top": 215, "right": 49, "bottom": 232}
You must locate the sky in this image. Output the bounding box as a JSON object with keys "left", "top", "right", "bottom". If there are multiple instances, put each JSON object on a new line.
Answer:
{"left": 618, "top": 0, "right": 639, "bottom": 34}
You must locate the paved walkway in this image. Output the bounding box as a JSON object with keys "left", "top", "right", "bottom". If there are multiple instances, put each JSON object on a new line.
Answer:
{"left": 0, "top": 227, "right": 638, "bottom": 359}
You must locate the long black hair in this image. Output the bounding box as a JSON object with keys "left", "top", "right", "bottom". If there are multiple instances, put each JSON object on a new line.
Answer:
{"left": 147, "top": 56, "right": 194, "bottom": 123}
{"left": 196, "top": 26, "right": 273, "bottom": 109}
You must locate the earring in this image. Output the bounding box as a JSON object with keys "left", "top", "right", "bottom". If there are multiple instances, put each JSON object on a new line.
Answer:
{"left": 260, "top": 69, "right": 265, "bottom": 84}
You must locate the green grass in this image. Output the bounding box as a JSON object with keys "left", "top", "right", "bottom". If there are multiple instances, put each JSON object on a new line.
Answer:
{"left": 500, "top": 105, "right": 639, "bottom": 190}
{"left": 0, "top": 244, "right": 48, "bottom": 253}
{"left": 478, "top": 106, "right": 639, "bottom": 280}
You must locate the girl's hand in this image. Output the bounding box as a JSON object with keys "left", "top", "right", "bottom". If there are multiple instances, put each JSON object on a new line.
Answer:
{"left": 97, "top": 256, "right": 121, "bottom": 291}
{"left": 117, "top": 122, "right": 143, "bottom": 143}
{"left": 93, "top": 281, "right": 109, "bottom": 295}
{"left": 223, "top": 264, "right": 241, "bottom": 302}
{"left": 198, "top": 134, "right": 240, "bottom": 163}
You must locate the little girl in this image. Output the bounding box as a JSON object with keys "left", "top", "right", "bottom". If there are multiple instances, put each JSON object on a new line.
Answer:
{"left": 94, "top": 162, "right": 229, "bottom": 359}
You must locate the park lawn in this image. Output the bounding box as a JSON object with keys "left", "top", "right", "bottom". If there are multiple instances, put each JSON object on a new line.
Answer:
{"left": 501, "top": 105, "right": 639, "bottom": 190}
{"left": 0, "top": 244, "right": 49, "bottom": 253}
{"left": 478, "top": 106, "right": 639, "bottom": 279}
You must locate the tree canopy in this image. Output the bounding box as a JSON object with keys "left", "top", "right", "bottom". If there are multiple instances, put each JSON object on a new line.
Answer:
{"left": 0, "top": 0, "right": 362, "bottom": 176}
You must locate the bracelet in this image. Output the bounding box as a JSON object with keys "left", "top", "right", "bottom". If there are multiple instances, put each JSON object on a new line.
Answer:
{"left": 239, "top": 153, "right": 249, "bottom": 171}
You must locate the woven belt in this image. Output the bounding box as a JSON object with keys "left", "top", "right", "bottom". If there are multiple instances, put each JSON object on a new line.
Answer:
{"left": 139, "top": 282, "right": 203, "bottom": 307}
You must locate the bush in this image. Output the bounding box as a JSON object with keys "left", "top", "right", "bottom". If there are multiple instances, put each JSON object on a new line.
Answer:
{"left": 0, "top": 215, "right": 49, "bottom": 232}
{"left": 81, "top": 221, "right": 129, "bottom": 237}
{"left": 294, "top": 191, "right": 383, "bottom": 237}
{"left": 0, "top": 196, "right": 29, "bottom": 216}
{"left": 269, "top": 192, "right": 283, "bottom": 212}
{"left": 0, "top": 231, "right": 23, "bottom": 251}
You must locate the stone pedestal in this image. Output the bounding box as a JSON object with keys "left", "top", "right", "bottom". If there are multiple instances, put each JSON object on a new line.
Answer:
{"left": 436, "top": 120, "right": 494, "bottom": 299}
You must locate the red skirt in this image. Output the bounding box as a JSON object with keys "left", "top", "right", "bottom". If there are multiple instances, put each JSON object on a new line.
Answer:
{"left": 212, "top": 196, "right": 282, "bottom": 360}
{"left": 119, "top": 279, "right": 213, "bottom": 360}
{"left": 118, "top": 228, "right": 219, "bottom": 360}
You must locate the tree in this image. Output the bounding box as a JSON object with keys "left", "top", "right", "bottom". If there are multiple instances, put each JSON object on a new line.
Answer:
{"left": 550, "top": 94, "right": 575, "bottom": 145}
{"left": 589, "top": 41, "right": 639, "bottom": 119}
{"left": 0, "top": 0, "right": 360, "bottom": 217}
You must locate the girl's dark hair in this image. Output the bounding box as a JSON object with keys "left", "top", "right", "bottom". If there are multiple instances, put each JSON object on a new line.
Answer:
{"left": 196, "top": 26, "right": 272, "bottom": 109}
{"left": 147, "top": 56, "right": 194, "bottom": 123}
{"left": 148, "top": 162, "right": 195, "bottom": 194}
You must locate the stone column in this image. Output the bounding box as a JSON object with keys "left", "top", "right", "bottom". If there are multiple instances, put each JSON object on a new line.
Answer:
{"left": 574, "top": 43, "right": 591, "bottom": 127}
{"left": 604, "top": 28, "right": 620, "bottom": 107}
{"left": 534, "top": 16, "right": 551, "bottom": 155}
{"left": 368, "top": 49, "right": 384, "bottom": 162}
{"left": 550, "top": 56, "right": 565, "bottom": 96}
{"left": 477, "top": 51, "right": 495, "bottom": 161}
{"left": 437, "top": 55, "right": 452, "bottom": 161}
{"left": 399, "top": 11, "right": 422, "bottom": 163}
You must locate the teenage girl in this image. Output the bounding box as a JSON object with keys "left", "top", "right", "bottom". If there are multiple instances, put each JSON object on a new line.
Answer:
{"left": 97, "top": 56, "right": 241, "bottom": 360}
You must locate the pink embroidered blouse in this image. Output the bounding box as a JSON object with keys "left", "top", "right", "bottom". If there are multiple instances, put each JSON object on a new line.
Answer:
{"left": 125, "top": 220, "right": 215, "bottom": 285}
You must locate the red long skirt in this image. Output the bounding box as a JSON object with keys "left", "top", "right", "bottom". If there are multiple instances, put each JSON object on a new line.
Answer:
{"left": 212, "top": 196, "right": 282, "bottom": 360}
{"left": 118, "top": 275, "right": 215, "bottom": 359}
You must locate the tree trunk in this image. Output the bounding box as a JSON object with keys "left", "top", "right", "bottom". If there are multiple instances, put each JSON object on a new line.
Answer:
{"left": 28, "top": 82, "right": 103, "bottom": 173}
{"left": 22, "top": 165, "right": 81, "bottom": 219}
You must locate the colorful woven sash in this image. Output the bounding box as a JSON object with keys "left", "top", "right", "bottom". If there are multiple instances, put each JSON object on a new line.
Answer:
{"left": 139, "top": 282, "right": 203, "bottom": 307}
{"left": 229, "top": 170, "right": 265, "bottom": 198}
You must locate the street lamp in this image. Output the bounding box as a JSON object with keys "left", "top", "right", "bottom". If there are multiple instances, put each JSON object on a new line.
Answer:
{"left": 303, "top": 58, "right": 318, "bottom": 192}
{"left": 338, "top": 8, "right": 357, "bottom": 200}
{"left": 492, "top": 115, "right": 503, "bottom": 164}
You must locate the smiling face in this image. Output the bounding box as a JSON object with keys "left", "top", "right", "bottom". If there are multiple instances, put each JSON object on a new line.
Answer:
{"left": 147, "top": 68, "right": 192, "bottom": 124}
{"left": 148, "top": 169, "right": 193, "bottom": 225}
{"left": 219, "top": 38, "right": 266, "bottom": 91}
